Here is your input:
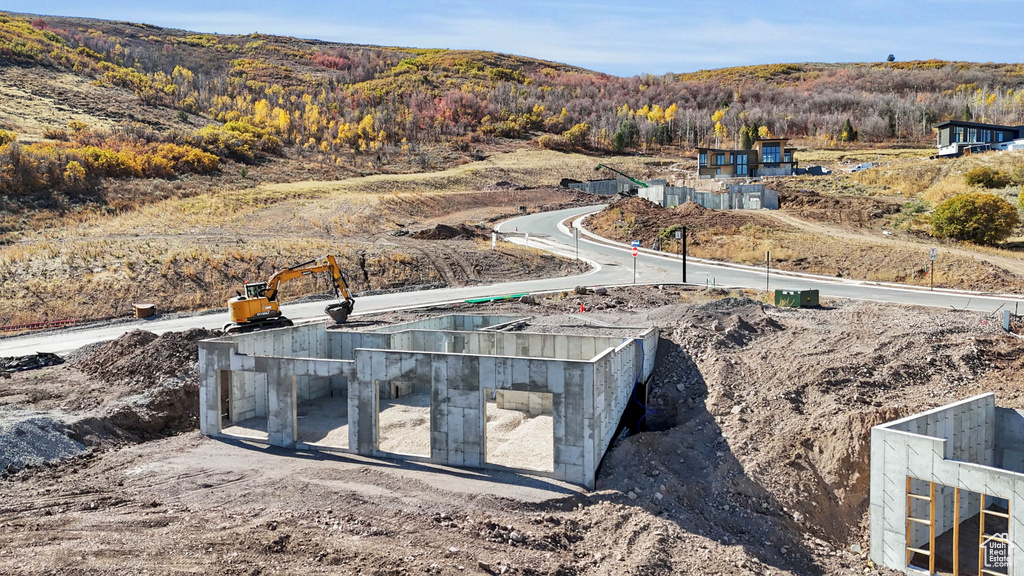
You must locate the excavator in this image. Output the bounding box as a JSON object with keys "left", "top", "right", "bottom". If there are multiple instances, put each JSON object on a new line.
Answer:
{"left": 224, "top": 255, "right": 355, "bottom": 333}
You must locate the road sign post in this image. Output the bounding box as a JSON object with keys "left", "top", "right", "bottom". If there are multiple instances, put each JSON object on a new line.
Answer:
{"left": 631, "top": 240, "right": 639, "bottom": 284}
{"left": 929, "top": 248, "right": 937, "bottom": 290}
{"left": 766, "top": 250, "right": 771, "bottom": 292}
{"left": 575, "top": 226, "right": 580, "bottom": 261}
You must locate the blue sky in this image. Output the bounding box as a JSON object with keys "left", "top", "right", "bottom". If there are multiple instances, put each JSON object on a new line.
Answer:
{"left": 9, "top": 1, "right": 1024, "bottom": 76}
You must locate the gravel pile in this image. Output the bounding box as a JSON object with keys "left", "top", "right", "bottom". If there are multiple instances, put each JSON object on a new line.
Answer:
{"left": 0, "top": 412, "right": 85, "bottom": 472}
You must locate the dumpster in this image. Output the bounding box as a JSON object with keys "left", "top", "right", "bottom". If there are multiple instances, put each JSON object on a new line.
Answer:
{"left": 774, "top": 289, "right": 819, "bottom": 308}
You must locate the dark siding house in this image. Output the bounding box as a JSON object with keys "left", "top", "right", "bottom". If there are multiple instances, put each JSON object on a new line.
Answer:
{"left": 697, "top": 139, "right": 797, "bottom": 179}
{"left": 934, "top": 120, "right": 1024, "bottom": 157}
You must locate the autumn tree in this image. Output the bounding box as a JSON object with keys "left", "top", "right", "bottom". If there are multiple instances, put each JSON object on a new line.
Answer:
{"left": 930, "top": 193, "right": 1019, "bottom": 245}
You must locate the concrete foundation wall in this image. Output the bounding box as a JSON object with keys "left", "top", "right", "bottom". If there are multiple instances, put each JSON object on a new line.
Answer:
{"left": 997, "top": 408, "right": 1024, "bottom": 473}
{"left": 367, "top": 314, "right": 523, "bottom": 334}
{"left": 870, "top": 393, "right": 1024, "bottom": 575}
{"left": 198, "top": 317, "right": 658, "bottom": 489}
{"left": 496, "top": 390, "right": 553, "bottom": 415}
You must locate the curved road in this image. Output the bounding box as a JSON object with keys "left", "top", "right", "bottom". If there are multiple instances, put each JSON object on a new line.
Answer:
{"left": 3, "top": 205, "right": 1023, "bottom": 356}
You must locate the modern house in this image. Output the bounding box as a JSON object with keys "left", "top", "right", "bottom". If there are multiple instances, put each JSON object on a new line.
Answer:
{"left": 697, "top": 138, "right": 797, "bottom": 179}
{"left": 934, "top": 120, "right": 1024, "bottom": 157}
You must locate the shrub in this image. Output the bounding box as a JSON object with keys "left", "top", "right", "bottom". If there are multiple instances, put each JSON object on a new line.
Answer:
{"left": 42, "top": 127, "right": 69, "bottom": 140}
{"left": 562, "top": 122, "right": 591, "bottom": 148}
{"left": 930, "top": 192, "right": 1019, "bottom": 245}
{"left": 537, "top": 134, "right": 569, "bottom": 151}
{"left": 0, "top": 129, "right": 15, "bottom": 146}
{"left": 964, "top": 166, "right": 1012, "bottom": 188}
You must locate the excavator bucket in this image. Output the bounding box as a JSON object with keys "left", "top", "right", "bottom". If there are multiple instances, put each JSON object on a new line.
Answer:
{"left": 325, "top": 300, "right": 353, "bottom": 324}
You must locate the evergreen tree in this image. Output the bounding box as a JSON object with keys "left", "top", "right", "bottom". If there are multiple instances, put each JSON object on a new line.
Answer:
{"left": 840, "top": 118, "right": 858, "bottom": 142}
{"left": 962, "top": 104, "right": 973, "bottom": 121}
{"left": 740, "top": 124, "right": 756, "bottom": 149}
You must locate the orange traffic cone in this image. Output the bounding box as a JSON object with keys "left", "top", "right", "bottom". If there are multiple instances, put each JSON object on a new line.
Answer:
{"left": 579, "top": 302, "right": 585, "bottom": 313}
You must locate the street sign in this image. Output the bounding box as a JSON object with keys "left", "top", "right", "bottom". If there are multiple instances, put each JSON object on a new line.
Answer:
{"left": 930, "top": 248, "right": 937, "bottom": 261}
{"left": 674, "top": 230, "right": 681, "bottom": 239}
{"left": 631, "top": 240, "right": 640, "bottom": 248}
{"left": 631, "top": 247, "right": 638, "bottom": 257}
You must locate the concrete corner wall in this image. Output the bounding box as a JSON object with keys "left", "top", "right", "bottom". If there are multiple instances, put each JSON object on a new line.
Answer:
{"left": 870, "top": 393, "right": 1024, "bottom": 575}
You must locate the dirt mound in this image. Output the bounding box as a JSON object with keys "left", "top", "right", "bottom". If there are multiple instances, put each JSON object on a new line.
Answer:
{"left": 411, "top": 223, "right": 491, "bottom": 240}
{"left": 75, "top": 330, "right": 158, "bottom": 377}
{"left": 673, "top": 200, "right": 710, "bottom": 218}
{"left": 484, "top": 181, "right": 526, "bottom": 191}
{"left": 77, "top": 328, "right": 216, "bottom": 386}
{"left": 587, "top": 196, "right": 787, "bottom": 247}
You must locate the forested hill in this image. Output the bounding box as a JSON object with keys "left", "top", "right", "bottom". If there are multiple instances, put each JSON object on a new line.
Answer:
{"left": 2, "top": 11, "right": 1024, "bottom": 159}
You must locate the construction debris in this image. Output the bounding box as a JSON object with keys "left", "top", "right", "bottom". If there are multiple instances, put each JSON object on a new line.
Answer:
{"left": 0, "top": 352, "right": 64, "bottom": 374}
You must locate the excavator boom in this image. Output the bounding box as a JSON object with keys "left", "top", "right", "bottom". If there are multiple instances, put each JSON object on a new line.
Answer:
{"left": 595, "top": 163, "right": 648, "bottom": 188}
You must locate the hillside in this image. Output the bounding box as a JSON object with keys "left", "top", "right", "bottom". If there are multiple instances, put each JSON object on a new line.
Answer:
{"left": 3, "top": 11, "right": 1024, "bottom": 157}
{"left": 1, "top": 12, "right": 1023, "bottom": 221}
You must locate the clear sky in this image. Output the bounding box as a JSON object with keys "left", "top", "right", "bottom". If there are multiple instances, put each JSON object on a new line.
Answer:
{"left": 9, "top": 1, "right": 1024, "bottom": 76}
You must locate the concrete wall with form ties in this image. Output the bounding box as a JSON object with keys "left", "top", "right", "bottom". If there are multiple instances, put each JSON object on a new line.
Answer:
{"left": 870, "top": 393, "right": 1024, "bottom": 575}
{"left": 198, "top": 316, "right": 658, "bottom": 489}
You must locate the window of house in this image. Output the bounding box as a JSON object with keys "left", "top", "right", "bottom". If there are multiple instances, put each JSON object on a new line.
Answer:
{"left": 715, "top": 168, "right": 721, "bottom": 176}
{"left": 980, "top": 129, "right": 992, "bottom": 142}
{"left": 784, "top": 152, "right": 792, "bottom": 163}
{"left": 715, "top": 153, "right": 725, "bottom": 165}
{"left": 735, "top": 154, "right": 748, "bottom": 176}
{"left": 967, "top": 128, "right": 977, "bottom": 142}
{"left": 699, "top": 152, "right": 707, "bottom": 167}
{"left": 998, "top": 132, "right": 1006, "bottom": 143}
{"left": 761, "top": 144, "right": 780, "bottom": 163}
{"left": 955, "top": 127, "right": 964, "bottom": 142}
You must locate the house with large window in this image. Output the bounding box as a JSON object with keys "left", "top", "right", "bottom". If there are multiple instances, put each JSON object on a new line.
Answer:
{"left": 696, "top": 138, "right": 797, "bottom": 179}
{"left": 934, "top": 120, "right": 1024, "bottom": 157}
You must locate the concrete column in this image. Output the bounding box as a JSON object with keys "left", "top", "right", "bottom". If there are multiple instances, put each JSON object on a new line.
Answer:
{"left": 266, "top": 362, "right": 297, "bottom": 448}
{"left": 198, "top": 341, "right": 234, "bottom": 436}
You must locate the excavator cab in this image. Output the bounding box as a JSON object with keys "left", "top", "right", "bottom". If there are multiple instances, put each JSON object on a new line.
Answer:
{"left": 245, "top": 282, "right": 268, "bottom": 299}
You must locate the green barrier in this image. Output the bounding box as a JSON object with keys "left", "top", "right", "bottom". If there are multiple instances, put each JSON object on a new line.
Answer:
{"left": 774, "top": 289, "right": 819, "bottom": 308}
{"left": 464, "top": 293, "right": 529, "bottom": 304}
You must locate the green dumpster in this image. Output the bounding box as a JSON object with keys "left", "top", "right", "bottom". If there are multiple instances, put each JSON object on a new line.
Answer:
{"left": 774, "top": 289, "right": 819, "bottom": 308}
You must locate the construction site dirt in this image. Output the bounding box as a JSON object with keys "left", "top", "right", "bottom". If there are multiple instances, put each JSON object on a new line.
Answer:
{"left": 3, "top": 286, "right": 1023, "bottom": 575}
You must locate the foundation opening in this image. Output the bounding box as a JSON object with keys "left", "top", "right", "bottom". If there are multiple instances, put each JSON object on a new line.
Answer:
{"left": 483, "top": 388, "right": 554, "bottom": 473}
{"left": 906, "top": 477, "right": 1010, "bottom": 576}
{"left": 376, "top": 379, "right": 431, "bottom": 458}
{"left": 296, "top": 375, "right": 349, "bottom": 449}
{"left": 220, "top": 371, "right": 270, "bottom": 441}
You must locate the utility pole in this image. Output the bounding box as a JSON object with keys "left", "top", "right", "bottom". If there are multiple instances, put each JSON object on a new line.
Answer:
{"left": 575, "top": 227, "right": 580, "bottom": 261}
{"left": 765, "top": 250, "right": 771, "bottom": 292}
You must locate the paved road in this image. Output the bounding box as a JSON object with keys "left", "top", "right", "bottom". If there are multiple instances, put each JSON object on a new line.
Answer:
{"left": 4, "top": 205, "right": 1023, "bottom": 356}
{"left": 497, "top": 205, "right": 1024, "bottom": 314}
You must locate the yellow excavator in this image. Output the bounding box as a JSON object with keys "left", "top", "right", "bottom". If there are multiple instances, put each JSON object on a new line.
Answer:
{"left": 224, "top": 255, "right": 355, "bottom": 333}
